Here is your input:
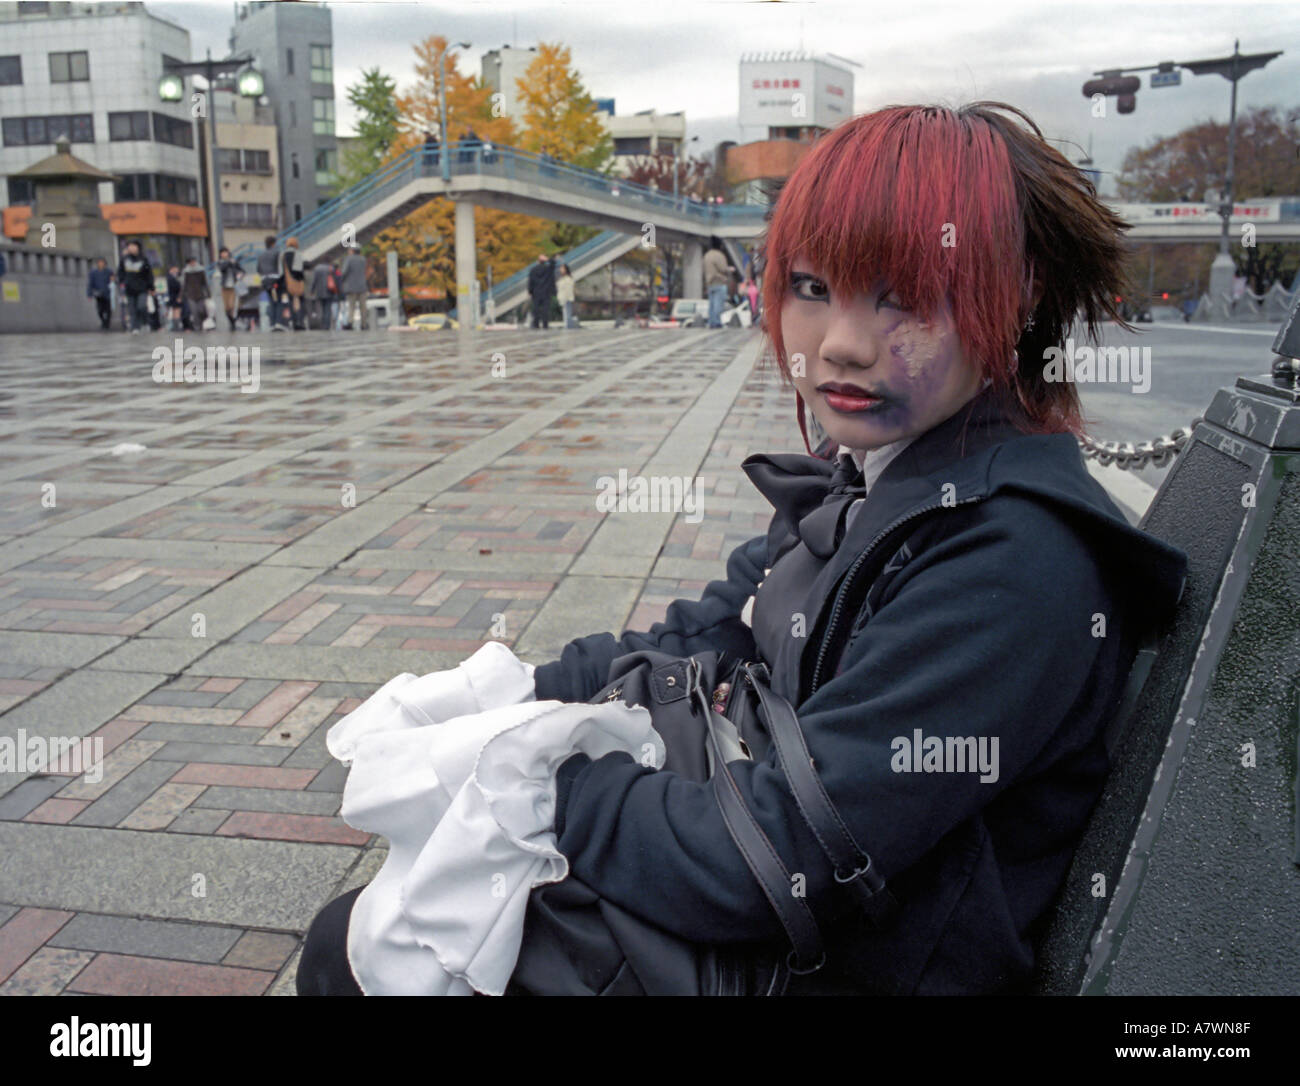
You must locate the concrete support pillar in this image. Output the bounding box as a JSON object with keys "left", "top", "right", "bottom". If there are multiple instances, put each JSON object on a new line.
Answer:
{"left": 386, "top": 250, "right": 403, "bottom": 327}
{"left": 455, "top": 200, "right": 477, "bottom": 324}
{"left": 682, "top": 240, "right": 704, "bottom": 300}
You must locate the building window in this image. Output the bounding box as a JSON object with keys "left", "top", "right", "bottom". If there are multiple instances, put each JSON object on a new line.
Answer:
{"left": 286, "top": 48, "right": 294, "bottom": 76}
{"left": 109, "top": 111, "right": 151, "bottom": 141}
{"left": 291, "top": 152, "right": 300, "bottom": 180}
{"left": 0, "top": 114, "right": 95, "bottom": 146}
{"left": 49, "top": 50, "right": 89, "bottom": 83}
{"left": 221, "top": 202, "right": 274, "bottom": 227}
{"left": 152, "top": 112, "right": 194, "bottom": 149}
{"left": 0, "top": 56, "right": 22, "bottom": 86}
{"left": 17, "top": 2, "right": 51, "bottom": 13}
{"left": 115, "top": 174, "right": 152, "bottom": 201}
{"left": 115, "top": 173, "right": 198, "bottom": 206}
{"left": 314, "top": 147, "right": 337, "bottom": 185}
{"left": 312, "top": 97, "right": 334, "bottom": 135}
{"left": 7, "top": 178, "right": 36, "bottom": 206}
{"left": 614, "top": 137, "right": 652, "bottom": 156}
{"left": 310, "top": 44, "right": 332, "bottom": 83}
{"left": 294, "top": 202, "right": 302, "bottom": 222}
{"left": 217, "top": 148, "right": 273, "bottom": 174}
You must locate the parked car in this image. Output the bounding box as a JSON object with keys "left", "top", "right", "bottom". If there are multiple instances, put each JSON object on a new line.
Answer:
{"left": 670, "top": 298, "right": 708, "bottom": 327}
{"left": 408, "top": 312, "right": 460, "bottom": 330}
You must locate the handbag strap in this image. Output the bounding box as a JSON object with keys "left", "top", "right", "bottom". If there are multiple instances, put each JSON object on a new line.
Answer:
{"left": 744, "top": 663, "right": 899, "bottom": 928}
{"left": 690, "top": 661, "right": 826, "bottom": 974}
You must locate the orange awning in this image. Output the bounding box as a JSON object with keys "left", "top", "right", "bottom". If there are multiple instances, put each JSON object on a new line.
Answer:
{"left": 2, "top": 202, "right": 208, "bottom": 240}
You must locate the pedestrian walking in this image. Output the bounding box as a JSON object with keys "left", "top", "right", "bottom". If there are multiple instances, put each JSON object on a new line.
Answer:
{"left": 115, "top": 239, "right": 153, "bottom": 334}
{"left": 217, "top": 247, "right": 243, "bottom": 331}
{"left": 256, "top": 235, "right": 283, "bottom": 330}
{"left": 86, "top": 257, "right": 113, "bottom": 330}
{"left": 526, "top": 253, "right": 556, "bottom": 329}
{"left": 181, "top": 255, "right": 211, "bottom": 330}
{"left": 164, "top": 265, "right": 183, "bottom": 331}
{"left": 744, "top": 275, "right": 760, "bottom": 323}
{"left": 556, "top": 262, "right": 577, "bottom": 328}
{"left": 339, "top": 246, "right": 369, "bottom": 330}
{"left": 704, "top": 236, "right": 735, "bottom": 328}
{"left": 309, "top": 259, "right": 334, "bottom": 330}
{"left": 422, "top": 130, "right": 440, "bottom": 171}
{"left": 281, "top": 238, "right": 307, "bottom": 330}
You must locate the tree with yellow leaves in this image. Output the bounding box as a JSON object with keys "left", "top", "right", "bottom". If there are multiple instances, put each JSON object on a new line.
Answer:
{"left": 514, "top": 42, "right": 613, "bottom": 172}
{"left": 367, "top": 35, "right": 613, "bottom": 311}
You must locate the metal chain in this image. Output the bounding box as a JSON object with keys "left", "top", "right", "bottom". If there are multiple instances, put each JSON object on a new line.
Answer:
{"left": 1077, "top": 418, "right": 1203, "bottom": 470}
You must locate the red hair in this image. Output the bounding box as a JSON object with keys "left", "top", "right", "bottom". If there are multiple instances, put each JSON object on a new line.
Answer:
{"left": 760, "top": 102, "right": 1132, "bottom": 442}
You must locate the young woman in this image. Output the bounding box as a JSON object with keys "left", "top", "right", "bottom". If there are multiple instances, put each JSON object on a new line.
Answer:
{"left": 556, "top": 262, "right": 577, "bottom": 328}
{"left": 164, "top": 265, "right": 183, "bottom": 332}
{"left": 298, "top": 101, "right": 1188, "bottom": 996}
{"left": 281, "top": 237, "right": 307, "bottom": 330}
{"left": 217, "top": 247, "right": 243, "bottom": 331}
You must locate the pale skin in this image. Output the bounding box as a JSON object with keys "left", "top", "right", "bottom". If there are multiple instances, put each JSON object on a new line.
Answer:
{"left": 783, "top": 257, "right": 985, "bottom": 452}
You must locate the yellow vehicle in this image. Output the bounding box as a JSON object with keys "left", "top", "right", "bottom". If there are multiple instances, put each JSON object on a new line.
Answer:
{"left": 408, "top": 312, "right": 460, "bottom": 331}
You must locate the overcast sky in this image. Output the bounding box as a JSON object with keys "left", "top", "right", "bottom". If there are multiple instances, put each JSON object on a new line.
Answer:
{"left": 151, "top": 0, "right": 1300, "bottom": 196}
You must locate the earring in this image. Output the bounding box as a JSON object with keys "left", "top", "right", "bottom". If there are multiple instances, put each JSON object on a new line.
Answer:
{"left": 1024, "top": 312, "right": 1036, "bottom": 332}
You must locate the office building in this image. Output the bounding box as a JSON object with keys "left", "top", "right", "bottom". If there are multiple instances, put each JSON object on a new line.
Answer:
{"left": 0, "top": 0, "right": 206, "bottom": 266}
{"left": 212, "top": 86, "right": 281, "bottom": 252}
{"left": 230, "top": 0, "right": 337, "bottom": 225}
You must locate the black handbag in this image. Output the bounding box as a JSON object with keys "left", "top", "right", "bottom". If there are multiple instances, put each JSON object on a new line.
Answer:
{"left": 505, "top": 649, "right": 898, "bottom": 995}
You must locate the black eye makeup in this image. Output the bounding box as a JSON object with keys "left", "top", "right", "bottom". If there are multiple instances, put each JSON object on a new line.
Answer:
{"left": 789, "top": 271, "right": 828, "bottom": 302}
{"left": 789, "top": 271, "right": 908, "bottom": 312}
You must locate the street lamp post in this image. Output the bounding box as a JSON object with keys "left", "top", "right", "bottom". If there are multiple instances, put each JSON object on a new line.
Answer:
{"left": 1084, "top": 43, "right": 1281, "bottom": 305}
{"left": 438, "top": 42, "right": 472, "bottom": 184}
{"left": 1180, "top": 41, "right": 1281, "bottom": 299}
{"left": 160, "top": 52, "right": 264, "bottom": 262}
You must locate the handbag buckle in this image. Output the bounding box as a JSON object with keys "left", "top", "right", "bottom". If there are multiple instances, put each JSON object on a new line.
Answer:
{"left": 834, "top": 859, "right": 899, "bottom": 927}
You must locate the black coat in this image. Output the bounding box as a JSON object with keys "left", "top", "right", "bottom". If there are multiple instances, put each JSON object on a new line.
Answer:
{"left": 527, "top": 259, "right": 556, "bottom": 300}
{"left": 116, "top": 253, "right": 153, "bottom": 296}
{"left": 534, "top": 386, "right": 1189, "bottom": 994}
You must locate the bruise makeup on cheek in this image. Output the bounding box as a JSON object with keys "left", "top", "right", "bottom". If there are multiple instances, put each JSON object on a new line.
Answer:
{"left": 887, "top": 316, "right": 949, "bottom": 380}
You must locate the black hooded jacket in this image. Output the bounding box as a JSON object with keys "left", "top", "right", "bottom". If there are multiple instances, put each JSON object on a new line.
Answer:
{"left": 532, "top": 386, "right": 1188, "bottom": 994}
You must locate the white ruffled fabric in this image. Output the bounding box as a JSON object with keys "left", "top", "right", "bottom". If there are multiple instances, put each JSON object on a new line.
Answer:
{"left": 326, "top": 641, "right": 662, "bottom": 996}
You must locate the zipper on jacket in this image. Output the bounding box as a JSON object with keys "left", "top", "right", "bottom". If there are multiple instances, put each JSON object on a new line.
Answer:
{"left": 809, "top": 496, "right": 984, "bottom": 696}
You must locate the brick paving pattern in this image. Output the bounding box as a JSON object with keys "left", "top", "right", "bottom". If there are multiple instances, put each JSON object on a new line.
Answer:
{"left": 0, "top": 326, "right": 799, "bottom": 995}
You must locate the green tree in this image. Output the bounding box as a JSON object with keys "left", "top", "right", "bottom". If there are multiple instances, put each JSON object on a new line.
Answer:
{"left": 334, "top": 67, "right": 400, "bottom": 192}
{"left": 1116, "top": 105, "right": 1300, "bottom": 298}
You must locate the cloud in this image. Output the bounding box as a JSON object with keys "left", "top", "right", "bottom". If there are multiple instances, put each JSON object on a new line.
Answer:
{"left": 151, "top": 0, "right": 1300, "bottom": 191}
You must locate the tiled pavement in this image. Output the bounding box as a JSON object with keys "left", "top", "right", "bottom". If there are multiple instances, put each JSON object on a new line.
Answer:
{"left": 0, "top": 324, "right": 805, "bottom": 996}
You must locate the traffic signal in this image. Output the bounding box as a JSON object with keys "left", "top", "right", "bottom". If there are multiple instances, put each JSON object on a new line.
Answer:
{"left": 1082, "top": 74, "right": 1141, "bottom": 98}
{"left": 1117, "top": 93, "right": 1136, "bottom": 114}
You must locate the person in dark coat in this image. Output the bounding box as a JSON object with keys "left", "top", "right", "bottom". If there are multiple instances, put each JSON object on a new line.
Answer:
{"left": 297, "top": 101, "right": 1190, "bottom": 997}
{"left": 115, "top": 240, "right": 153, "bottom": 333}
{"left": 164, "top": 265, "right": 183, "bottom": 331}
{"left": 87, "top": 258, "right": 113, "bottom": 330}
{"left": 526, "top": 253, "right": 556, "bottom": 329}
{"left": 181, "top": 256, "right": 210, "bottom": 329}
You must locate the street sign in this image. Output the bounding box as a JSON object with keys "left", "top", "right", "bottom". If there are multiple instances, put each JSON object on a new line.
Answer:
{"left": 1150, "top": 69, "right": 1182, "bottom": 87}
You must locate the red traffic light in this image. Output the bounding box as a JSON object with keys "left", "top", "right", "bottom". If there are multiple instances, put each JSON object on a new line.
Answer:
{"left": 1117, "top": 93, "right": 1136, "bottom": 114}
{"left": 1082, "top": 75, "right": 1141, "bottom": 98}
{"left": 1161, "top": 292, "right": 1169, "bottom": 300}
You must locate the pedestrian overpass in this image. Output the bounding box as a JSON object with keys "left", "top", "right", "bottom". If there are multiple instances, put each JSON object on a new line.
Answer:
{"left": 230, "top": 141, "right": 1300, "bottom": 322}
